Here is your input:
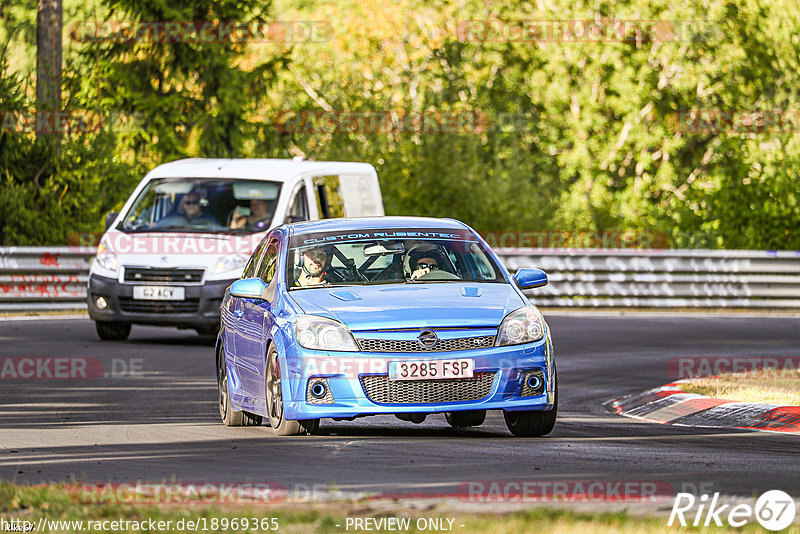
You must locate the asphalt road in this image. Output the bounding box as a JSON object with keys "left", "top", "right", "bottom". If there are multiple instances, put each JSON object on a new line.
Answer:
{"left": 1, "top": 314, "right": 799, "bottom": 500}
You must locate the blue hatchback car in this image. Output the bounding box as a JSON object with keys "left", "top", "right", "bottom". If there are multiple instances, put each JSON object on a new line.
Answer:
{"left": 216, "top": 217, "right": 556, "bottom": 436}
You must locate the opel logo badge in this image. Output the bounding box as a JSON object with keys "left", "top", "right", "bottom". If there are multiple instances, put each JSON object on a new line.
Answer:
{"left": 418, "top": 329, "right": 438, "bottom": 349}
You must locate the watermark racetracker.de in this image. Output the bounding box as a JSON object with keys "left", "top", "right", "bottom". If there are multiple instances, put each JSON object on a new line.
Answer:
{"left": 270, "top": 109, "right": 536, "bottom": 135}
{"left": 666, "top": 356, "right": 800, "bottom": 380}
{"left": 459, "top": 480, "right": 673, "bottom": 503}
{"left": 0, "top": 110, "right": 142, "bottom": 135}
{"left": 0, "top": 357, "right": 144, "bottom": 380}
{"left": 455, "top": 19, "right": 720, "bottom": 43}
{"left": 669, "top": 109, "right": 800, "bottom": 134}
{"left": 68, "top": 20, "right": 333, "bottom": 43}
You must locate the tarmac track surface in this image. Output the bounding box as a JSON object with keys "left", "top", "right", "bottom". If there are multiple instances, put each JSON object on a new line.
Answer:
{"left": 0, "top": 314, "right": 798, "bottom": 499}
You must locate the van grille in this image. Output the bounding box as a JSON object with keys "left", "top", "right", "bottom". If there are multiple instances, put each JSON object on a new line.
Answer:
{"left": 123, "top": 267, "right": 204, "bottom": 283}
{"left": 359, "top": 372, "right": 496, "bottom": 404}
{"left": 118, "top": 297, "right": 199, "bottom": 314}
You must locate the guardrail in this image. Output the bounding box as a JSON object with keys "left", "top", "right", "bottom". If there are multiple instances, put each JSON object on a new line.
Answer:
{"left": 498, "top": 249, "right": 800, "bottom": 308}
{"left": 1, "top": 247, "right": 799, "bottom": 311}
{"left": 0, "top": 248, "right": 94, "bottom": 311}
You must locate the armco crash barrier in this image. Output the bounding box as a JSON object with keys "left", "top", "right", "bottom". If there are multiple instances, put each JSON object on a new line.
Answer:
{"left": 0, "top": 247, "right": 94, "bottom": 311}
{"left": 498, "top": 248, "right": 800, "bottom": 308}
{"left": 1, "top": 247, "right": 799, "bottom": 311}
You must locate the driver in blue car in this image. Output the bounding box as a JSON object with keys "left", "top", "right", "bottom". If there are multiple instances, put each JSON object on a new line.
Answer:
{"left": 409, "top": 248, "right": 445, "bottom": 280}
{"left": 296, "top": 247, "right": 329, "bottom": 286}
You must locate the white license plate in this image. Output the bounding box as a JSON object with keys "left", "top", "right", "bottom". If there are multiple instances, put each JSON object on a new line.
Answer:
{"left": 388, "top": 359, "right": 474, "bottom": 381}
{"left": 132, "top": 286, "right": 185, "bottom": 301}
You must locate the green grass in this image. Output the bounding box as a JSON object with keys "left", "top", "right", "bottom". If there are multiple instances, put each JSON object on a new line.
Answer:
{"left": 677, "top": 369, "right": 800, "bottom": 406}
{"left": 1, "top": 482, "right": 797, "bottom": 533}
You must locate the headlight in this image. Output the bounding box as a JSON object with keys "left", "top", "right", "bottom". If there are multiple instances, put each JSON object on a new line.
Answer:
{"left": 496, "top": 306, "right": 545, "bottom": 346}
{"left": 96, "top": 243, "right": 118, "bottom": 271}
{"left": 293, "top": 314, "right": 358, "bottom": 351}
{"left": 213, "top": 254, "right": 249, "bottom": 274}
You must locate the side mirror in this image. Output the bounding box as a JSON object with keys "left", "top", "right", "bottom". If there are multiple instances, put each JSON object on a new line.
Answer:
{"left": 514, "top": 268, "right": 548, "bottom": 289}
{"left": 105, "top": 211, "right": 119, "bottom": 230}
{"left": 230, "top": 277, "right": 268, "bottom": 299}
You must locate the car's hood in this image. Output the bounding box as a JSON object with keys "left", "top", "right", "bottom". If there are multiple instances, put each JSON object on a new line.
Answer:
{"left": 288, "top": 283, "right": 526, "bottom": 331}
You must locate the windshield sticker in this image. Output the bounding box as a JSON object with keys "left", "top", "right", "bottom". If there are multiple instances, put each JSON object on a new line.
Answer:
{"left": 298, "top": 229, "right": 471, "bottom": 246}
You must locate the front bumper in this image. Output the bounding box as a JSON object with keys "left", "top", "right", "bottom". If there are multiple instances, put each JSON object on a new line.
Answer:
{"left": 279, "top": 336, "right": 555, "bottom": 420}
{"left": 87, "top": 273, "right": 234, "bottom": 328}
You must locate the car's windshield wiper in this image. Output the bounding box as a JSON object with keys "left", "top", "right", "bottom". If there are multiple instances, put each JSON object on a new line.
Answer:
{"left": 123, "top": 226, "right": 222, "bottom": 234}
{"left": 289, "top": 282, "right": 358, "bottom": 290}
{"left": 404, "top": 279, "right": 458, "bottom": 284}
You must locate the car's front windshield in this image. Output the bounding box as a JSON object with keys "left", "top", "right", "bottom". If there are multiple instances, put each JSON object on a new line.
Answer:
{"left": 119, "top": 178, "right": 282, "bottom": 234}
{"left": 287, "top": 228, "right": 505, "bottom": 289}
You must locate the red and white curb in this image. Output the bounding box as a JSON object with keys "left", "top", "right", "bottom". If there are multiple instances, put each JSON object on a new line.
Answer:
{"left": 610, "top": 382, "right": 800, "bottom": 434}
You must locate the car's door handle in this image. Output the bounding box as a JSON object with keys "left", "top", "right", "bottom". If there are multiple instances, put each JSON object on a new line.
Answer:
{"left": 234, "top": 309, "right": 243, "bottom": 318}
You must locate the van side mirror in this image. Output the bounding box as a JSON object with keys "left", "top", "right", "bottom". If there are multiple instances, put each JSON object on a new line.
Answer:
{"left": 230, "top": 277, "right": 268, "bottom": 299}
{"left": 513, "top": 268, "right": 548, "bottom": 289}
{"left": 105, "top": 211, "right": 119, "bottom": 230}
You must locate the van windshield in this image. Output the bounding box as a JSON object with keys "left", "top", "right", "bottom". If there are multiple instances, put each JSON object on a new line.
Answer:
{"left": 119, "top": 178, "right": 282, "bottom": 234}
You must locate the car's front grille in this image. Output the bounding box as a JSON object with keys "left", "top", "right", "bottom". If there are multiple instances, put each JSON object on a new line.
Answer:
{"left": 356, "top": 335, "right": 495, "bottom": 353}
{"left": 359, "top": 372, "right": 496, "bottom": 404}
{"left": 118, "top": 297, "right": 199, "bottom": 314}
{"left": 123, "top": 267, "right": 204, "bottom": 283}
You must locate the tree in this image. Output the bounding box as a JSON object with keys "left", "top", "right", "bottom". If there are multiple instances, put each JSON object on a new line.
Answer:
{"left": 36, "top": 0, "right": 61, "bottom": 122}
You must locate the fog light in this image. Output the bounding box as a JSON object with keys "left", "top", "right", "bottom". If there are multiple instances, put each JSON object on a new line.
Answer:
{"left": 520, "top": 369, "right": 545, "bottom": 396}
{"left": 310, "top": 382, "right": 326, "bottom": 398}
{"left": 95, "top": 296, "right": 108, "bottom": 310}
{"left": 526, "top": 375, "right": 541, "bottom": 390}
{"left": 306, "top": 378, "right": 333, "bottom": 404}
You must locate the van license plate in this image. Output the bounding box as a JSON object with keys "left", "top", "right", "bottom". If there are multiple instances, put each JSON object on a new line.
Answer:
{"left": 133, "top": 286, "right": 185, "bottom": 301}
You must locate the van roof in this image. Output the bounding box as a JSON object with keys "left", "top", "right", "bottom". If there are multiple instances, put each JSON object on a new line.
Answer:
{"left": 288, "top": 216, "right": 469, "bottom": 236}
{"left": 146, "top": 158, "right": 377, "bottom": 182}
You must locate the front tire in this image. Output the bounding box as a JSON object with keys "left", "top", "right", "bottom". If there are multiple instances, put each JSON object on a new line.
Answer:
{"left": 445, "top": 410, "right": 486, "bottom": 428}
{"left": 265, "top": 346, "right": 319, "bottom": 436}
{"left": 218, "top": 347, "right": 262, "bottom": 427}
{"left": 195, "top": 323, "right": 219, "bottom": 336}
{"left": 95, "top": 321, "right": 131, "bottom": 341}
{"left": 503, "top": 372, "right": 558, "bottom": 437}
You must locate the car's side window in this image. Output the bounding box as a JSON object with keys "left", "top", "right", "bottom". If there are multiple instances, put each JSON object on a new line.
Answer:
{"left": 242, "top": 239, "right": 267, "bottom": 279}
{"left": 256, "top": 240, "right": 279, "bottom": 284}
{"left": 285, "top": 185, "right": 309, "bottom": 223}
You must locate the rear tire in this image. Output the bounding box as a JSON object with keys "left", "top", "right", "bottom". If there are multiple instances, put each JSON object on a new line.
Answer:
{"left": 218, "top": 347, "right": 262, "bottom": 427}
{"left": 445, "top": 410, "right": 486, "bottom": 428}
{"left": 503, "top": 371, "right": 558, "bottom": 437}
{"left": 265, "top": 346, "right": 319, "bottom": 436}
{"left": 95, "top": 321, "right": 131, "bottom": 341}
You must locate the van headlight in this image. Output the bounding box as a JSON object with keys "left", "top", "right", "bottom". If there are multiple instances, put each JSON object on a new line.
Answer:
{"left": 213, "top": 254, "right": 249, "bottom": 274}
{"left": 96, "top": 244, "right": 118, "bottom": 271}
{"left": 293, "top": 315, "right": 358, "bottom": 351}
{"left": 496, "top": 306, "right": 545, "bottom": 346}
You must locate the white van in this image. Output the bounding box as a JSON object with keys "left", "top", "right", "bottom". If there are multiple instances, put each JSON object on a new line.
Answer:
{"left": 87, "top": 158, "right": 383, "bottom": 340}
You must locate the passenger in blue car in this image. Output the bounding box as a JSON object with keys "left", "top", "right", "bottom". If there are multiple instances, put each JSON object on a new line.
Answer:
{"left": 296, "top": 247, "right": 329, "bottom": 286}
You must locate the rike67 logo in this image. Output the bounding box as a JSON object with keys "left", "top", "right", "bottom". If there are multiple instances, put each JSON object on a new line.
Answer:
{"left": 669, "top": 490, "right": 796, "bottom": 531}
